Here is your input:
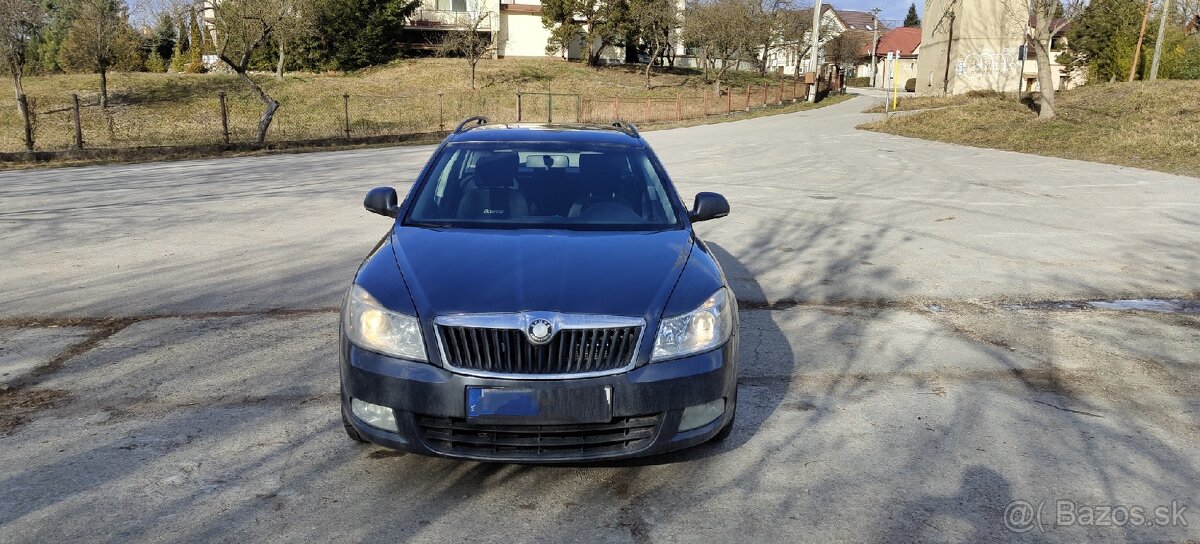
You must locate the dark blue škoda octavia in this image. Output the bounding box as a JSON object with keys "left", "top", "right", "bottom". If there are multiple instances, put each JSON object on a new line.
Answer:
{"left": 340, "top": 117, "right": 737, "bottom": 462}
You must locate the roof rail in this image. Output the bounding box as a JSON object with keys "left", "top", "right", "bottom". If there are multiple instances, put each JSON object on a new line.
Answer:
{"left": 453, "top": 116, "right": 491, "bottom": 134}
{"left": 610, "top": 120, "right": 640, "bottom": 138}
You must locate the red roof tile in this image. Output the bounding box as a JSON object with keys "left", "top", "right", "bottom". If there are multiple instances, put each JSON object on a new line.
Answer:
{"left": 860, "top": 27, "right": 921, "bottom": 57}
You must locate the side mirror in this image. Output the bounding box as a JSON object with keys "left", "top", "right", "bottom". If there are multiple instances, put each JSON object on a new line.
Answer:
{"left": 364, "top": 186, "right": 398, "bottom": 218}
{"left": 689, "top": 192, "right": 730, "bottom": 223}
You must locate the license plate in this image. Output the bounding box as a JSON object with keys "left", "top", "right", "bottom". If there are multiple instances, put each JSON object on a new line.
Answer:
{"left": 466, "top": 386, "right": 612, "bottom": 423}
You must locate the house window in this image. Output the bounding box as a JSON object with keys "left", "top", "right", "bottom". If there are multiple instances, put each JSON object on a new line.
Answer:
{"left": 436, "top": 0, "right": 467, "bottom": 11}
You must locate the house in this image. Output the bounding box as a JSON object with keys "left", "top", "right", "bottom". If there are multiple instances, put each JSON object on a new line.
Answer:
{"left": 856, "top": 27, "right": 921, "bottom": 89}
{"left": 763, "top": 6, "right": 887, "bottom": 75}
{"left": 916, "top": 0, "right": 1083, "bottom": 95}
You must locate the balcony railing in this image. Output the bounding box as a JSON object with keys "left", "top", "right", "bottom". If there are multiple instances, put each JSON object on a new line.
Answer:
{"left": 407, "top": 9, "right": 496, "bottom": 31}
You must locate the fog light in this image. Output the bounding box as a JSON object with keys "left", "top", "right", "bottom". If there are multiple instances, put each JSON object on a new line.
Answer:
{"left": 678, "top": 398, "right": 725, "bottom": 432}
{"left": 351, "top": 398, "right": 398, "bottom": 432}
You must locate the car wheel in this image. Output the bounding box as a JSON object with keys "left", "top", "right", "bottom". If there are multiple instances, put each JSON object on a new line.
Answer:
{"left": 342, "top": 407, "right": 368, "bottom": 443}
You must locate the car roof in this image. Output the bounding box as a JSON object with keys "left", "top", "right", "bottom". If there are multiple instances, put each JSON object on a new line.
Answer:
{"left": 446, "top": 123, "right": 645, "bottom": 146}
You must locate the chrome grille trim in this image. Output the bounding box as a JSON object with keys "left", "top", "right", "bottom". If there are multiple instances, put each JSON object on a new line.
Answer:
{"left": 434, "top": 313, "right": 646, "bottom": 379}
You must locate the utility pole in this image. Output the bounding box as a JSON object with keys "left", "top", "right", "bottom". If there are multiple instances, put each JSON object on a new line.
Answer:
{"left": 1129, "top": 0, "right": 1154, "bottom": 81}
{"left": 870, "top": 7, "right": 882, "bottom": 88}
{"left": 808, "top": 0, "right": 823, "bottom": 102}
{"left": 1149, "top": 0, "right": 1172, "bottom": 80}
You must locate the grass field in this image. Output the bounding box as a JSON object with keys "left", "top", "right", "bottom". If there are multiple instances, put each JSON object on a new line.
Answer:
{"left": 860, "top": 81, "right": 1200, "bottom": 177}
{"left": 2, "top": 58, "right": 811, "bottom": 153}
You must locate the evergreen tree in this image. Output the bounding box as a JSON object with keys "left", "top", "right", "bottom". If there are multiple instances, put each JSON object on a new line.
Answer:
{"left": 146, "top": 50, "right": 167, "bottom": 72}
{"left": 309, "top": 0, "right": 420, "bottom": 70}
{"left": 1063, "top": 0, "right": 1143, "bottom": 81}
{"left": 903, "top": 3, "right": 920, "bottom": 27}
{"left": 186, "top": 9, "right": 205, "bottom": 72}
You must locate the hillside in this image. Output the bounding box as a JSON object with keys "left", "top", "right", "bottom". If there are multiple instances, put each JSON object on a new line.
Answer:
{"left": 860, "top": 81, "right": 1200, "bottom": 177}
{"left": 1, "top": 59, "right": 806, "bottom": 153}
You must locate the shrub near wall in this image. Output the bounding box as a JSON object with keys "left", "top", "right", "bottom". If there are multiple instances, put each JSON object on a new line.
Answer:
{"left": 847, "top": 76, "right": 870, "bottom": 87}
{"left": 905, "top": 78, "right": 916, "bottom": 92}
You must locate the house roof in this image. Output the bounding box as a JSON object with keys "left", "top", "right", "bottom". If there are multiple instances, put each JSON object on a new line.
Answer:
{"left": 861, "top": 27, "right": 921, "bottom": 57}
{"left": 833, "top": 8, "right": 882, "bottom": 30}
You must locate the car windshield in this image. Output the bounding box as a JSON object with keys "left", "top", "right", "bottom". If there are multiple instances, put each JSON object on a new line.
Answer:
{"left": 404, "top": 142, "right": 683, "bottom": 230}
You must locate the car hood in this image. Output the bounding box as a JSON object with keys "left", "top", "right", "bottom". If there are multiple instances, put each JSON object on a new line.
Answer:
{"left": 390, "top": 227, "right": 694, "bottom": 320}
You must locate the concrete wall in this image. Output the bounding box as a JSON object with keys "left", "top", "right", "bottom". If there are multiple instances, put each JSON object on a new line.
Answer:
{"left": 917, "top": 0, "right": 1084, "bottom": 95}
{"left": 497, "top": 12, "right": 556, "bottom": 57}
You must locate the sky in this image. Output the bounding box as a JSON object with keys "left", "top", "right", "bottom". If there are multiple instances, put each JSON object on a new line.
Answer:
{"left": 828, "top": 0, "right": 925, "bottom": 26}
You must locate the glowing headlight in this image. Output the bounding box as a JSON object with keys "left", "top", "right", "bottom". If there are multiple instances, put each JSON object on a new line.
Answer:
{"left": 652, "top": 288, "right": 733, "bottom": 362}
{"left": 343, "top": 285, "right": 427, "bottom": 361}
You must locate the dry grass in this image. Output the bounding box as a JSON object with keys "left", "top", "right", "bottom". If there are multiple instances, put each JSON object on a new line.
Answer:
{"left": 1, "top": 58, "right": 808, "bottom": 153}
{"left": 862, "top": 93, "right": 988, "bottom": 113}
{"left": 860, "top": 81, "right": 1200, "bottom": 178}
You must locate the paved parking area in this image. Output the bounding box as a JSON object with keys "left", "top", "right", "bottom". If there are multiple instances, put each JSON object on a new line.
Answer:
{"left": 2, "top": 95, "right": 1198, "bottom": 542}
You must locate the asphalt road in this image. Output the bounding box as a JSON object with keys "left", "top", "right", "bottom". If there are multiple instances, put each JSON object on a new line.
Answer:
{"left": 2, "top": 95, "right": 1198, "bottom": 542}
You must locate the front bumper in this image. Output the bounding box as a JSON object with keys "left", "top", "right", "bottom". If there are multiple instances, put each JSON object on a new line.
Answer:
{"left": 339, "top": 336, "right": 738, "bottom": 463}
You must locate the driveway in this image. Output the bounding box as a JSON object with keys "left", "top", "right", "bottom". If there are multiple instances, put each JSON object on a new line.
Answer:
{"left": 1, "top": 95, "right": 1197, "bottom": 542}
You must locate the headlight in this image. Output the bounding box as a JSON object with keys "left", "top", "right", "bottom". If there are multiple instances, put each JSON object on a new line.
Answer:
{"left": 343, "top": 285, "right": 427, "bottom": 361}
{"left": 652, "top": 287, "right": 733, "bottom": 362}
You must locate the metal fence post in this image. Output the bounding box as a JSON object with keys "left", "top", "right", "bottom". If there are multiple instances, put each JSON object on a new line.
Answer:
{"left": 614, "top": 96, "right": 620, "bottom": 119}
{"left": 343, "top": 94, "right": 352, "bottom": 139}
{"left": 548, "top": 92, "right": 553, "bottom": 123}
{"left": 71, "top": 94, "right": 83, "bottom": 150}
{"left": 576, "top": 94, "right": 582, "bottom": 123}
{"left": 218, "top": 92, "right": 230, "bottom": 144}
{"left": 675, "top": 93, "right": 681, "bottom": 121}
{"left": 703, "top": 92, "right": 709, "bottom": 117}
{"left": 726, "top": 90, "right": 731, "bottom": 114}
{"left": 516, "top": 92, "right": 522, "bottom": 122}
{"left": 438, "top": 91, "right": 445, "bottom": 131}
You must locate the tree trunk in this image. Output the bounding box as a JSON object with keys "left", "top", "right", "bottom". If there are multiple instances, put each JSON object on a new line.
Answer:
{"left": 11, "top": 65, "right": 35, "bottom": 150}
{"left": 235, "top": 69, "right": 280, "bottom": 143}
{"left": 644, "top": 43, "right": 661, "bottom": 89}
{"left": 276, "top": 36, "right": 286, "bottom": 81}
{"left": 100, "top": 68, "right": 108, "bottom": 109}
{"left": 470, "top": 60, "right": 477, "bottom": 90}
{"left": 1034, "top": 35, "right": 1056, "bottom": 120}
{"left": 17, "top": 93, "right": 34, "bottom": 151}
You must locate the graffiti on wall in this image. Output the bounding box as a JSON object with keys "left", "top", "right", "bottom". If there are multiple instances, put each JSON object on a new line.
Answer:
{"left": 956, "top": 50, "right": 1020, "bottom": 76}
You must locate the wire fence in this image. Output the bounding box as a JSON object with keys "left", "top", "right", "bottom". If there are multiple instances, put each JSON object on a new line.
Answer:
{"left": 2, "top": 79, "right": 816, "bottom": 155}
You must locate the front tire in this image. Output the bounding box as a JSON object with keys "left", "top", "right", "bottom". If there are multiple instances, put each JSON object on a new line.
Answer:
{"left": 342, "top": 406, "right": 368, "bottom": 443}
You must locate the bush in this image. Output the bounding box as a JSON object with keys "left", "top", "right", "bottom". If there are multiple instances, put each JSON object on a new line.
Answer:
{"left": 905, "top": 78, "right": 916, "bottom": 92}
{"left": 847, "top": 76, "right": 870, "bottom": 87}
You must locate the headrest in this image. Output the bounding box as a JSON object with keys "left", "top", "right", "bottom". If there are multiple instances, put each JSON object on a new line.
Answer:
{"left": 476, "top": 153, "right": 519, "bottom": 187}
{"left": 579, "top": 153, "right": 624, "bottom": 182}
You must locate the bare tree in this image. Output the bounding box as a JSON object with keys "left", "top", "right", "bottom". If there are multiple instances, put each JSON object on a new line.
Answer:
{"left": 778, "top": 5, "right": 836, "bottom": 76}
{"left": 59, "top": 0, "right": 140, "bottom": 108}
{"left": 437, "top": 5, "right": 495, "bottom": 90}
{"left": 0, "top": 0, "right": 43, "bottom": 151}
{"left": 683, "top": 0, "right": 759, "bottom": 96}
{"left": 1008, "top": 0, "right": 1085, "bottom": 120}
{"left": 210, "top": 0, "right": 291, "bottom": 143}
{"left": 273, "top": 0, "right": 316, "bottom": 80}
{"left": 822, "top": 29, "right": 868, "bottom": 72}
{"left": 627, "top": 0, "right": 678, "bottom": 88}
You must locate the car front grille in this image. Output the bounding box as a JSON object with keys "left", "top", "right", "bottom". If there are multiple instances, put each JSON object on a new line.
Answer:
{"left": 437, "top": 325, "right": 642, "bottom": 375}
{"left": 416, "top": 414, "right": 662, "bottom": 460}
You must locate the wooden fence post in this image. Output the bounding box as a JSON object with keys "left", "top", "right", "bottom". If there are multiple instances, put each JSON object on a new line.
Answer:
{"left": 726, "top": 90, "right": 731, "bottom": 114}
{"left": 343, "top": 94, "right": 352, "bottom": 139}
{"left": 745, "top": 85, "right": 751, "bottom": 111}
{"left": 644, "top": 98, "right": 650, "bottom": 123}
{"left": 763, "top": 85, "right": 768, "bottom": 106}
{"left": 793, "top": 78, "right": 798, "bottom": 102}
{"left": 614, "top": 96, "right": 620, "bottom": 119}
{"left": 71, "top": 94, "right": 83, "bottom": 150}
{"left": 218, "top": 92, "right": 230, "bottom": 144}
{"left": 516, "top": 92, "right": 523, "bottom": 122}
{"left": 548, "top": 92, "right": 553, "bottom": 123}
{"left": 778, "top": 82, "right": 784, "bottom": 104}
{"left": 576, "top": 94, "right": 582, "bottom": 123}
{"left": 675, "top": 93, "right": 681, "bottom": 121}
{"left": 702, "top": 92, "right": 709, "bottom": 117}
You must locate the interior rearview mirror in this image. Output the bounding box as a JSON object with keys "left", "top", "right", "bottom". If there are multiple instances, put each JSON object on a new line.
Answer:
{"left": 364, "top": 187, "right": 398, "bottom": 217}
{"left": 689, "top": 192, "right": 730, "bottom": 223}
